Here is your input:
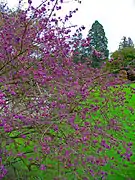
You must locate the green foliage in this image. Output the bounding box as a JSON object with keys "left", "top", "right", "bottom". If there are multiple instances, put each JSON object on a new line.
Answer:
{"left": 72, "top": 31, "right": 89, "bottom": 64}
{"left": 104, "top": 59, "right": 123, "bottom": 75}
{"left": 87, "top": 20, "right": 109, "bottom": 58}
{"left": 72, "top": 31, "right": 83, "bottom": 64}
{"left": 112, "top": 47, "right": 135, "bottom": 63}
{"left": 105, "top": 47, "right": 135, "bottom": 74}
{"left": 90, "top": 52, "right": 107, "bottom": 68}
{"left": 72, "top": 20, "right": 109, "bottom": 68}
{"left": 119, "top": 36, "right": 134, "bottom": 50}
{"left": 86, "top": 20, "right": 109, "bottom": 68}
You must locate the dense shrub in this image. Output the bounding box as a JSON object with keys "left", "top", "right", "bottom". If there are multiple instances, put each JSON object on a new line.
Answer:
{"left": 106, "top": 47, "right": 135, "bottom": 73}
{"left": 111, "top": 47, "right": 135, "bottom": 63}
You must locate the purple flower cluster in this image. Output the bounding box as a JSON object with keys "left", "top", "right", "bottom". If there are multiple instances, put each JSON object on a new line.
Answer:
{"left": 0, "top": 0, "right": 134, "bottom": 179}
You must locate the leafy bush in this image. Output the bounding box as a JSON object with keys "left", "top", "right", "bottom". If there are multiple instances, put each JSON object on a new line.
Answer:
{"left": 111, "top": 47, "right": 135, "bottom": 63}
{"left": 103, "top": 47, "right": 135, "bottom": 77}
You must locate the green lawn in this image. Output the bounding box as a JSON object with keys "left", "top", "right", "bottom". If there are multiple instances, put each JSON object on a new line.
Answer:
{"left": 3, "top": 83, "right": 135, "bottom": 180}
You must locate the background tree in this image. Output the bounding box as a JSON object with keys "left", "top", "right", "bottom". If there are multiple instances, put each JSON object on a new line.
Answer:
{"left": 86, "top": 20, "right": 109, "bottom": 68}
{"left": 72, "top": 30, "right": 83, "bottom": 63}
{"left": 72, "top": 27, "right": 91, "bottom": 64}
{"left": 119, "top": 36, "right": 134, "bottom": 49}
{"left": 104, "top": 47, "right": 135, "bottom": 80}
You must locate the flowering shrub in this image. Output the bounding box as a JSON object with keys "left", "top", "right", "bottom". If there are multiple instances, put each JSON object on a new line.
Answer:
{"left": 0, "top": 0, "right": 135, "bottom": 179}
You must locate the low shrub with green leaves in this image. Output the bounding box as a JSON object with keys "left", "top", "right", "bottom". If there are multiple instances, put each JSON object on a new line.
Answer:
{"left": 104, "top": 47, "right": 135, "bottom": 77}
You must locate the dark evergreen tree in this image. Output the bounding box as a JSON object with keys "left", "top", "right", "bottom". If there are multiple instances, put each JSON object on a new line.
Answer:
{"left": 86, "top": 20, "right": 109, "bottom": 68}
{"left": 72, "top": 30, "right": 85, "bottom": 64}
{"left": 127, "top": 37, "right": 134, "bottom": 48}
{"left": 87, "top": 20, "right": 109, "bottom": 56}
{"left": 119, "top": 36, "right": 134, "bottom": 49}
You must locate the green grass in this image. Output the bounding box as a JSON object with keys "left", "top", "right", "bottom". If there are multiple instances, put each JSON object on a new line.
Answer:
{"left": 3, "top": 83, "right": 135, "bottom": 179}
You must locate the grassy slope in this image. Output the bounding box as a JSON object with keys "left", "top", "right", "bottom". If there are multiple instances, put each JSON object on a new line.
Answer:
{"left": 4, "top": 84, "right": 135, "bottom": 180}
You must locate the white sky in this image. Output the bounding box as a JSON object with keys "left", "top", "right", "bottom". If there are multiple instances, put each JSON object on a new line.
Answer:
{"left": 5, "top": 0, "right": 135, "bottom": 53}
